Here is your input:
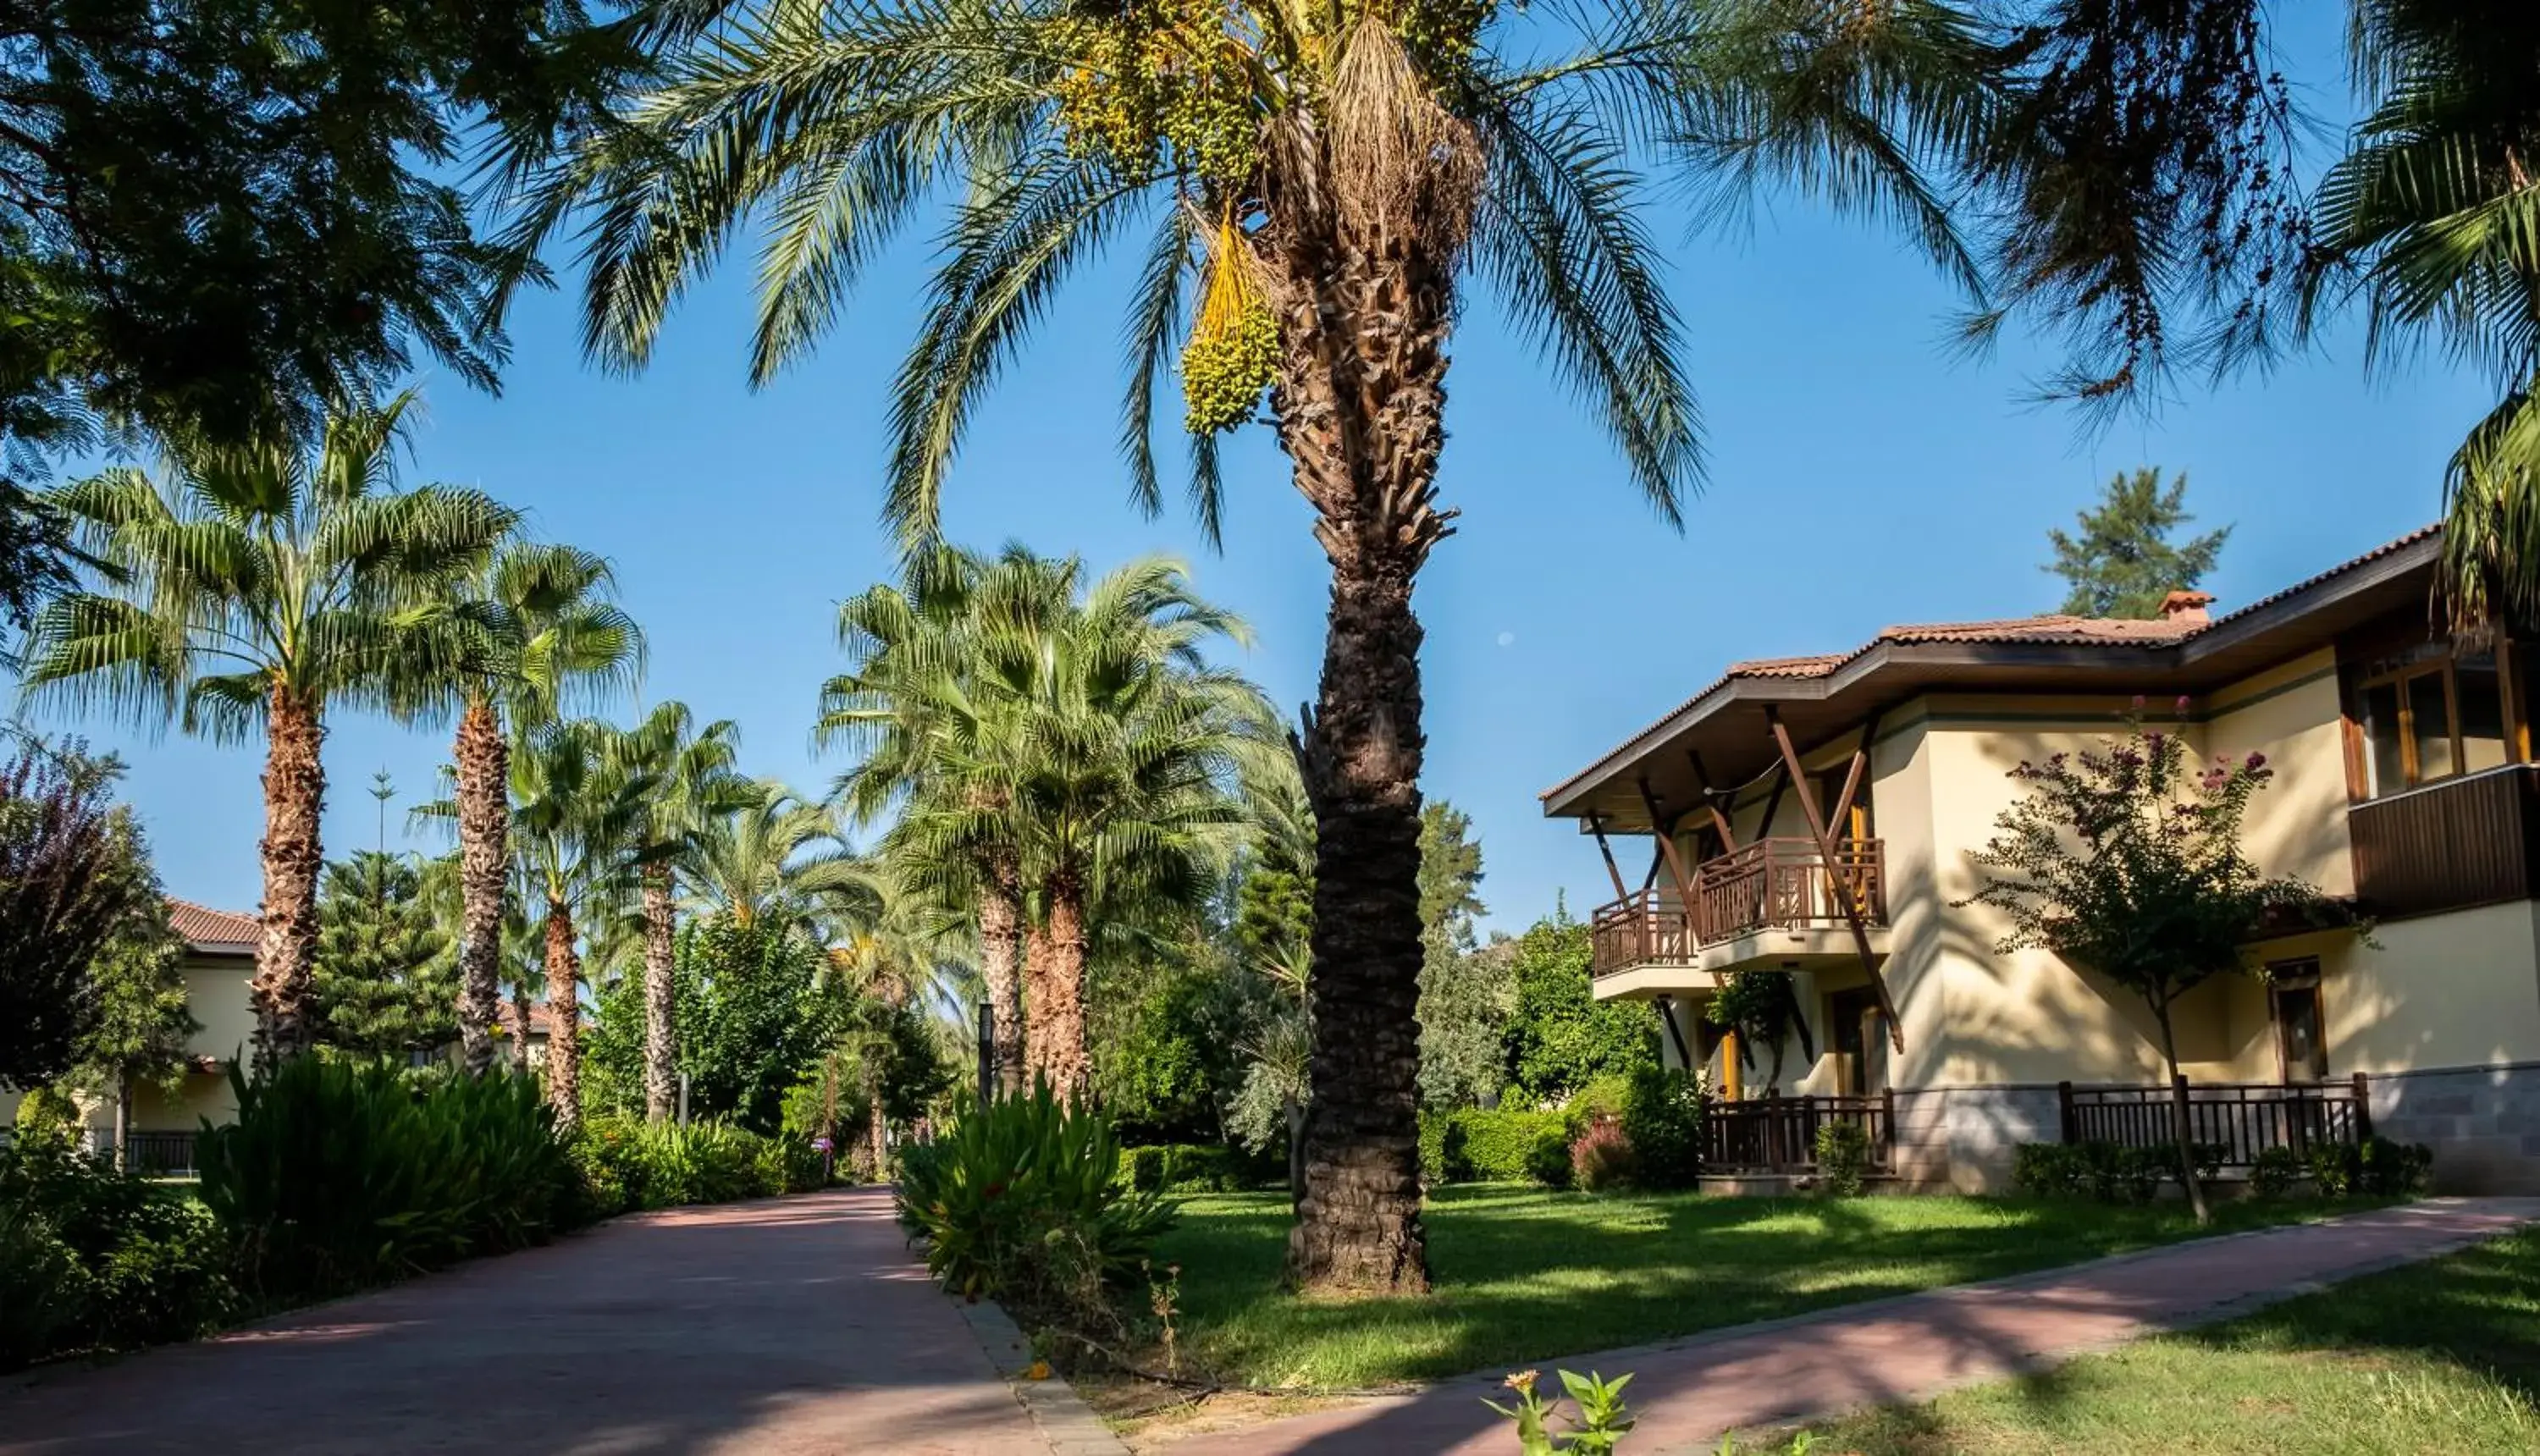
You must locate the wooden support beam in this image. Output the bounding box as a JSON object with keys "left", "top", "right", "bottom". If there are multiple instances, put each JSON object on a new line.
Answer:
{"left": 1770, "top": 709, "right": 1905, "bottom": 1054}
{"left": 1686, "top": 750, "right": 1740, "bottom": 850}
{"left": 1637, "top": 779, "right": 1702, "bottom": 913}
{"left": 1654, "top": 994, "right": 1694, "bottom": 1069}
{"left": 1588, "top": 814, "right": 1632, "bottom": 905}
{"left": 1826, "top": 709, "right": 1884, "bottom": 836}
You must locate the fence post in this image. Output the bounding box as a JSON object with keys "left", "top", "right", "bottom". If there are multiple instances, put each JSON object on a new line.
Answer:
{"left": 1882, "top": 1086, "right": 1896, "bottom": 1159}
{"left": 2351, "top": 1070, "right": 2373, "bottom": 1140}
{"left": 2057, "top": 1080, "right": 2075, "bottom": 1144}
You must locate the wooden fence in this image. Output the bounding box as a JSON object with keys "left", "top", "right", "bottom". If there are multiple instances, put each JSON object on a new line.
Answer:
{"left": 1704, "top": 1092, "right": 1895, "bottom": 1174}
{"left": 2058, "top": 1076, "right": 2371, "bottom": 1168}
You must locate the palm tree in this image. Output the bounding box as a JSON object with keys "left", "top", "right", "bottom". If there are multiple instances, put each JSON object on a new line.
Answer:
{"left": 513, "top": 0, "right": 1982, "bottom": 1291}
{"left": 24, "top": 396, "right": 516, "bottom": 1056}
{"left": 429, "top": 543, "right": 643, "bottom": 1077}
{"left": 610, "top": 702, "right": 753, "bottom": 1122}
{"left": 505, "top": 720, "right": 654, "bottom": 1129}
{"left": 681, "top": 782, "right": 878, "bottom": 940}
{"left": 2300, "top": 0, "right": 2540, "bottom": 625}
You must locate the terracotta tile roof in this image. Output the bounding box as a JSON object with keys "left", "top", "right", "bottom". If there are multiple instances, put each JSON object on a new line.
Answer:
{"left": 166, "top": 898, "right": 258, "bottom": 951}
{"left": 2204, "top": 522, "right": 2443, "bottom": 628}
{"left": 497, "top": 1001, "right": 575, "bottom": 1039}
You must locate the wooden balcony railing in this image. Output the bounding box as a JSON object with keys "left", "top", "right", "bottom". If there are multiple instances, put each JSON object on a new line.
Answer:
{"left": 1705, "top": 1093, "right": 1895, "bottom": 1175}
{"left": 2058, "top": 1077, "right": 2370, "bottom": 1169}
{"left": 2348, "top": 764, "right": 2540, "bottom": 919}
{"left": 1590, "top": 836, "right": 1886, "bottom": 976}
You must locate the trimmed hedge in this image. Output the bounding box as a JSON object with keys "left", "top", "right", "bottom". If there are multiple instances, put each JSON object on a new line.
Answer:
{"left": 570, "top": 1115, "right": 827, "bottom": 1215}
{"left": 1419, "top": 1108, "right": 1573, "bottom": 1188}
{"left": 1118, "top": 1142, "right": 1283, "bottom": 1194}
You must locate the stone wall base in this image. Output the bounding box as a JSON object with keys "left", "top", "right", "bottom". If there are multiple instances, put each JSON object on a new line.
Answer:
{"left": 2367, "top": 1062, "right": 2540, "bottom": 1194}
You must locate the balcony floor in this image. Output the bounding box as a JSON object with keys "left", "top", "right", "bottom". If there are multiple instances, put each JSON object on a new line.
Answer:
{"left": 1593, "top": 926, "right": 1890, "bottom": 999}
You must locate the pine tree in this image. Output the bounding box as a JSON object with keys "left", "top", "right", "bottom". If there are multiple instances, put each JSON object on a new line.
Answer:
{"left": 1414, "top": 801, "right": 1508, "bottom": 1109}
{"left": 2046, "top": 469, "right": 2232, "bottom": 618}
{"left": 310, "top": 852, "right": 457, "bottom": 1057}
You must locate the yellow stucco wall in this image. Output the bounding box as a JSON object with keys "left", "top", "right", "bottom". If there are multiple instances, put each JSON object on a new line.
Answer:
{"left": 2317, "top": 905, "right": 2540, "bottom": 1074}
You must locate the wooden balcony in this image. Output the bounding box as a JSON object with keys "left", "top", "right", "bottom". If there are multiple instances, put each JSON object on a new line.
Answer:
{"left": 1590, "top": 836, "right": 1886, "bottom": 977}
{"left": 2348, "top": 764, "right": 2540, "bottom": 919}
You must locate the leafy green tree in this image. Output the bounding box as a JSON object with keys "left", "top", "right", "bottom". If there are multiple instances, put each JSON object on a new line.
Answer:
{"left": 1094, "top": 962, "right": 1222, "bottom": 1143}
{"left": 1704, "top": 968, "right": 1814, "bottom": 1095}
{"left": 516, "top": 0, "right": 1992, "bottom": 1293}
{"left": 310, "top": 852, "right": 458, "bottom": 1058}
{"left": 24, "top": 397, "right": 516, "bottom": 1056}
{"left": 1962, "top": 720, "right": 2350, "bottom": 1224}
{"left": 1502, "top": 905, "right": 1657, "bottom": 1107}
{"left": 1415, "top": 801, "right": 1508, "bottom": 1109}
{"left": 2045, "top": 468, "right": 2230, "bottom": 618}
{"left": 590, "top": 913, "right": 856, "bottom": 1135}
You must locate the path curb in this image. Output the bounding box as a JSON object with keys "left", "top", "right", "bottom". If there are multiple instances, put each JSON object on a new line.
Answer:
{"left": 950, "top": 1293, "right": 1134, "bottom": 1456}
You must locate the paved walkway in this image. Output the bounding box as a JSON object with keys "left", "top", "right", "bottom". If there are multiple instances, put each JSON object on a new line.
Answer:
{"left": 0, "top": 1187, "right": 1062, "bottom": 1456}
{"left": 1168, "top": 1198, "right": 2540, "bottom": 1455}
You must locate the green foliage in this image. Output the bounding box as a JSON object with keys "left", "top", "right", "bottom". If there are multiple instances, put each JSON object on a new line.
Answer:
{"left": 0, "top": 742, "right": 176, "bottom": 1091}
{"left": 1568, "top": 1119, "right": 1635, "bottom": 1194}
{"left": 1421, "top": 1108, "right": 1575, "bottom": 1187}
{"left": 1705, "top": 970, "right": 1813, "bottom": 1092}
{"left": 1485, "top": 1368, "right": 1637, "bottom": 1456}
{"left": 1814, "top": 1122, "right": 1871, "bottom": 1198}
{"left": 2250, "top": 1144, "right": 2305, "bottom": 1197}
{"left": 1417, "top": 799, "right": 1513, "bottom": 1110}
{"left": 1504, "top": 908, "right": 1659, "bottom": 1106}
{"left": 0, "top": 1138, "right": 234, "bottom": 1370}
{"left": 1620, "top": 1067, "right": 1704, "bottom": 1191}
{"left": 2013, "top": 1140, "right": 2227, "bottom": 1203}
{"left": 894, "top": 1086, "right": 1175, "bottom": 1334}
{"left": 2305, "top": 1136, "right": 2434, "bottom": 1200}
{"left": 2046, "top": 467, "right": 2230, "bottom": 618}
{"left": 1094, "top": 965, "right": 1222, "bottom": 1141}
{"left": 196, "top": 1057, "right": 580, "bottom": 1301}
{"left": 568, "top": 1116, "right": 823, "bottom": 1215}
{"left": 588, "top": 915, "right": 856, "bottom": 1134}
{"left": 1118, "top": 1143, "right": 1280, "bottom": 1194}
{"left": 311, "top": 851, "right": 457, "bottom": 1057}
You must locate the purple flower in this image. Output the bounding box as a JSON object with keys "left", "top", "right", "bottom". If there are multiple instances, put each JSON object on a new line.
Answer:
{"left": 812, "top": 1137, "right": 834, "bottom": 1153}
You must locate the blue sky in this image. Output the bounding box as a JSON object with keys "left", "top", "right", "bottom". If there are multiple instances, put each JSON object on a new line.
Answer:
{"left": 34, "top": 6, "right": 2498, "bottom": 934}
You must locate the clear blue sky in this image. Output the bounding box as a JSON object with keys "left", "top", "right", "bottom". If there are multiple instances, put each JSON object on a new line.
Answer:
{"left": 33, "top": 6, "right": 2496, "bottom": 934}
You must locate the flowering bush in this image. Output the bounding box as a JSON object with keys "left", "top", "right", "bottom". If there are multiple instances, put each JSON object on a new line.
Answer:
{"left": 1570, "top": 1118, "right": 1636, "bottom": 1193}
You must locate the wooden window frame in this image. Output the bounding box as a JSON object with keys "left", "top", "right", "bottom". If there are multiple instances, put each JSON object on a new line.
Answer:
{"left": 2343, "top": 629, "right": 2527, "bottom": 802}
{"left": 2265, "top": 959, "right": 2328, "bottom": 1083}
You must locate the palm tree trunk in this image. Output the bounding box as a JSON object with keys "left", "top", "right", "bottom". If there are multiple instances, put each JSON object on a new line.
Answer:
{"left": 1040, "top": 874, "right": 1091, "bottom": 1102}
{"left": 251, "top": 684, "right": 327, "bottom": 1062}
{"left": 977, "top": 861, "right": 1026, "bottom": 1096}
{"left": 1266, "top": 141, "right": 1461, "bottom": 1293}
{"left": 511, "top": 981, "right": 533, "bottom": 1072}
{"left": 863, "top": 1053, "right": 887, "bottom": 1180}
{"left": 643, "top": 864, "right": 678, "bottom": 1123}
{"left": 453, "top": 697, "right": 508, "bottom": 1078}
{"left": 543, "top": 895, "right": 583, "bottom": 1133}
{"left": 1021, "top": 918, "right": 1055, "bottom": 1093}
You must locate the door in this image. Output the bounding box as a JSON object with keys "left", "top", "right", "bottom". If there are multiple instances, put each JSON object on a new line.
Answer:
{"left": 1828, "top": 986, "right": 1885, "bottom": 1095}
{"left": 2269, "top": 962, "right": 2329, "bottom": 1083}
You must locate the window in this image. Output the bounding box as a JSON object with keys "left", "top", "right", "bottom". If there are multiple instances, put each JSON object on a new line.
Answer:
{"left": 2268, "top": 961, "right": 2328, "bottom": 1082}
{"left": 2355, "top": 646, "right": 2515, "bottom": 797}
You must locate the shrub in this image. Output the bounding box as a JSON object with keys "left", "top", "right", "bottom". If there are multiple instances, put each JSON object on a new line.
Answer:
{"left": 1418, "top": 1109, "right": 1572, "bottom": 1187}
{"left": 894, "top": 1085, "right": 1174, "bottom": 1336}
{"left": 1814, "top": 1122, "right": 1871, "bottom": 1197}
{"left": 1569, "top": 1118, "right": 1635, "bottom": 1193}
{"left": 2250, "top": 1145, "right": 2305, "bottom": 1197}
{"left": 2306, "top": 1140, "right": 2356, "bottom": 1197}
{"left": 571, "top": 1116, "right": 825, "bottom": 1215}
{"left": 1118, "top": 1142, "right": 1278, "bottom": 1194}
{"left": 1566, "top": 1073, "right": 1634, "bottom": 1131}
{"left": 0, "top": 1138, "right": 233, "bottom": 1370}
{"left": 2358, "top": 1135, "right": 2434, "bottom": 1196}
{"left": 198, "top": 1057, "right": 580, "bottom": 1300}
{"left": 2013, "top": 1142, "right": 2090, "bottom": 1198}
{"left": 1621, "top": 1067, "right": 1703, "bottom": 1190}
{"left": 2014, "top": 1140, "right": 2180, "bottom": 1203}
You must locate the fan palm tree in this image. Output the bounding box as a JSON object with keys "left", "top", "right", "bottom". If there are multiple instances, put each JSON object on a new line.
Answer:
{"left": 2300, "top": 0, "right": 2540, "bottom": 626}
{"left": 505, "top": 720, "right": 656, "bottom": 1129}
{"left": 428, "top": 543, "right": 643, "bottom": 1077}
{"left": 682, "top": 782, "right": 878, "bottom": 940}
{"left": 610, "top": 702, "right": 754, "bottom": 1122}
{"left": 512, "top": 0, "right": 1988, "bottom": 1291}
{"left": 22, "top": 395, "right": 516, "bottom": 1056}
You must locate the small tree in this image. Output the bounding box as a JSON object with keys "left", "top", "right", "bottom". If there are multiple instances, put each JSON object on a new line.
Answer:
{"left": 2046, "top": 468, "right": 2232, "bottom": 619}
{"left": 310, "top": 852, "right": 458, "bottom": 1059}
{"left": 1704, "top": 969, "right": 1814, "bottom": 1097}
{"left": 0, "top": 741, "right": 168, "bottom": 1091}
{"left": 1961, "top": 716, "right": 2347, "bottom": 1222}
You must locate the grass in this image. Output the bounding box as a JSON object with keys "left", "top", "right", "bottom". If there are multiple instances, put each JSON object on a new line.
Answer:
{"left": 1151, "top": 1184, "right": 2383, "bottom": 1389}
{"left": 1771, "top": 1225, "right": 2540, "bottom": 1454}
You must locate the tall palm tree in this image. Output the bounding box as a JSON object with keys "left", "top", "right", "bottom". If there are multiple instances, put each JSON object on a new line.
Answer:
{"left": 505, "top": 720, "right": 654, "bottom": 1129}
{"left": 23, "top": 396, "right": 516, "bottom": 1056}
{"left": 681, "top": 782, "right": 878, "bottom": 939}
{"left": 2300, "top": 0, "right": 2540, "bottom": 625}
{"left": 513, "top": 0, "right": 1983, "bottom": 1290}
{"left": 431, "top": 543, "right": 643, "bottom": 1077}
{"left": 610, "top": 702, "right": 753, "bottom": 1122}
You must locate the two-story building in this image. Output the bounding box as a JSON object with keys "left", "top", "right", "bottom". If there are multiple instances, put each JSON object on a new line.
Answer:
{"left": 1543, "top": 525, "right": 2540, "bottom": 1194}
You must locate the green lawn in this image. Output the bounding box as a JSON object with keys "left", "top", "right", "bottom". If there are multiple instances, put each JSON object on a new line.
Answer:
{"left": 1153, "top": 1185, "right": 2380, "bottom": 1389}
{"left": 1775, "top": 1225, "right": 2540, "bottom": 1455}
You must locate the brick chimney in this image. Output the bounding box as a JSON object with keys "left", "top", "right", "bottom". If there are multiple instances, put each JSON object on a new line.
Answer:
{"left": 2159, "top": 589, "right": 2215, "bottom": 626}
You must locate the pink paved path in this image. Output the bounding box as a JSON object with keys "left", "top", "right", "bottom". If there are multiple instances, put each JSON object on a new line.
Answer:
{"left": 0, "top": 1187, "right": 1053, "bottom": 1455}
{"left": 1168, "top": 1198, "right": 2540, "bottom": 1455}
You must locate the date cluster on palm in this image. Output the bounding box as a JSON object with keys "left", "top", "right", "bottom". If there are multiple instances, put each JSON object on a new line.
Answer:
{"left": 1182, "top": 221, "right": 1279, "bottom": 433}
